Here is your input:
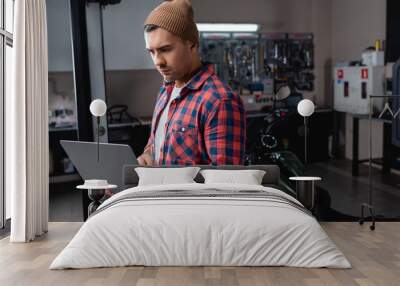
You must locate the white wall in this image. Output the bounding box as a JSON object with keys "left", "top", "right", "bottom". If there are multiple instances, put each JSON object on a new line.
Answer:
{"left": 331, "top": 0, "right": 387, "bottom": 63}
{"left": 102, "top": 0, "right": 159, "bottom": 70}
{"left": 47, "top": 0, "right": 74, "bottom": 72}
{"left": 331, "top": 0, "right": 387, "bottom": 160}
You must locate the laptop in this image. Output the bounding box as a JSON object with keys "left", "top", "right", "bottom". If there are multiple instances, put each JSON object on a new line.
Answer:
{"left": 60, "top": 140, "right": 138, "bottom": 186}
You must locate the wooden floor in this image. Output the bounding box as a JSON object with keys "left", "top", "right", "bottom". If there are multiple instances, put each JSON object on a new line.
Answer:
{"left": 0, "top": 222, "right": 399, "bottom": 286}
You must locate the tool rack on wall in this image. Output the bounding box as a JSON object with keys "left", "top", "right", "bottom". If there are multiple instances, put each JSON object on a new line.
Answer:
{"left": 199, "top": 32, "right": 315, "bottom": 95}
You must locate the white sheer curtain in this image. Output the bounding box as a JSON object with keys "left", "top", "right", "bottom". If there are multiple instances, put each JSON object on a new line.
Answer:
{"left": 6, "top": 0, "right": 49, "bottom": 242}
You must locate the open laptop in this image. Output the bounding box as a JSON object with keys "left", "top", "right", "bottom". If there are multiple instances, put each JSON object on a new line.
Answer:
{"left": 60, "top": 140, "right": 138, "bottom": 186}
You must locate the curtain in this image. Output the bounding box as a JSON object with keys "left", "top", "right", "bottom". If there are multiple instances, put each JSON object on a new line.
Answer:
{"left": 7, "top": 0, "right": 49, "bottom": 242}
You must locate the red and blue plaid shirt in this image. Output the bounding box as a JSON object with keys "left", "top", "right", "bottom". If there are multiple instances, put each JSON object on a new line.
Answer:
{"left": 144, "top": 63, "right": 246, "bottom": 166}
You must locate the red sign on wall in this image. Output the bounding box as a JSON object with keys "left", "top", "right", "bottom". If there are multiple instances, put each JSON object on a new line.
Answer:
{"left": 337, "top": 69, "right": 344, "bottom": 79}
{"left": 361, "top": 68, "right": 369, "bottom": 79}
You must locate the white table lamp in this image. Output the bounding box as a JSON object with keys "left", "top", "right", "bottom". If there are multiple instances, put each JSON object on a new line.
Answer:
{"left": 297, "top": 99, "right": 315, "bottom": 117}
{"left": 297, "top": 99, "right": 315, "bottom": 164}
{"left": 90, "top": 99, "right": 107, "bottom": 162}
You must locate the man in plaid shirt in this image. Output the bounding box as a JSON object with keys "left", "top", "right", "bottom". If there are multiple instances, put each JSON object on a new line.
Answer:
{"left": 137, "top": 0, "right": 245, "bottom": 166}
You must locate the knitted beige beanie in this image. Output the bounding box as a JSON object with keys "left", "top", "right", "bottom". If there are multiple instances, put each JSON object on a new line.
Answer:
{"left": 144, "top": 0, "right": 199, "bottom": 46}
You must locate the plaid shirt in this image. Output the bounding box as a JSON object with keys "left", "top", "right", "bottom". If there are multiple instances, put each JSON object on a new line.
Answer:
{"left": 144, "top": 63, "right": 246, "bottom": 166}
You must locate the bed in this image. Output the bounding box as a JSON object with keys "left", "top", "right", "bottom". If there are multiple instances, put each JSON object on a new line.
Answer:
{"left": 50, "top": 165, "right": 351, "bottom": 269}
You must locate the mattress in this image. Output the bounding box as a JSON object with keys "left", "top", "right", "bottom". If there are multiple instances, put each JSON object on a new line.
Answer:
{"left": 50, "top": 183, "right": 351, "bottom": 269}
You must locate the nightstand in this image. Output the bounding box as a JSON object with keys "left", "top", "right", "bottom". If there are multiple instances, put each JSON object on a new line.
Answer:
{"left": 289, "top": 176, "right": 321, "bottom": 211}
{"left": 77, "top": 180, "right": 117, "bottom": 216}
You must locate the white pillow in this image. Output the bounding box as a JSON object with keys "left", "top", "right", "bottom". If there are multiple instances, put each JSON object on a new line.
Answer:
{"left": 135, "top": 167, "right": 200, "bottom": 186}
{"left": 200, "top": 169, "right": 266, "bottom": 185}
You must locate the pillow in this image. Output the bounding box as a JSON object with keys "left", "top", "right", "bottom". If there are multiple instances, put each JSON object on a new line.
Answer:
{"left": 135, "top": 167, "right": 201, "bottom": 186}
{"left": 200, "top": 169, "right": 266, "bottom": 185}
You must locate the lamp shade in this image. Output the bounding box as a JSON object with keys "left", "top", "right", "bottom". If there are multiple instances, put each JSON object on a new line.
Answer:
{"left": 297, "top": 99, "right": 315, "bottom": 117}
{"left": 90, "top": 99, "right": 107, "bottom": 117}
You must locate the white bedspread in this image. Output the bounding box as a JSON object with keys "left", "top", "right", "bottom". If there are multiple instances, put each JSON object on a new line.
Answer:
{"left": 50, "top": 183, "right": 351, "bottom": 269}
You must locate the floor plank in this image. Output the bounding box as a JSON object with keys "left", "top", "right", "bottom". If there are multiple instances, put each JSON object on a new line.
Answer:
{"left": 0, "top": 222, "right": 399, "bottom": 286}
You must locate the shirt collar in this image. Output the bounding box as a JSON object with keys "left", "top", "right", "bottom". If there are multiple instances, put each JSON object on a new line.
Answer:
{"left": 162, "top": 63, "right": 215, "bottom": 91}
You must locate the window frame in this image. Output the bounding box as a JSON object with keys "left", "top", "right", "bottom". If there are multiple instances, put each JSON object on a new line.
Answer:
{"left": 1, "top": 0, "right": 13, "bottom": 230}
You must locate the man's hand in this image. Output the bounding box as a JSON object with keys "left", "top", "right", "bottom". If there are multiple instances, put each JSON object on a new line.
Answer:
{"left": 137, "top": 150, "right": 153, "bottom": 166}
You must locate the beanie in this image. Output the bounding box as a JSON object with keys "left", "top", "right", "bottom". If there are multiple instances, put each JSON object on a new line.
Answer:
{"left": 144, "top": 0, "right": 199, "bottom": 46}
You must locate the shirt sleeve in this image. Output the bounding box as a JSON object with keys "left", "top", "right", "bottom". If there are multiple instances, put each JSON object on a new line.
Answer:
{"left": 204, "top": 98, "right": 246, "bottom": 165}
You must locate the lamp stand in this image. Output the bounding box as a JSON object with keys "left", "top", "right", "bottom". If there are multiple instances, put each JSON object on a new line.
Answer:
{"left": 97, "top": 116, "right": 100, "bottom": 162}
{"left": 304, "top": 116, "right": 308, "bottom": 165}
